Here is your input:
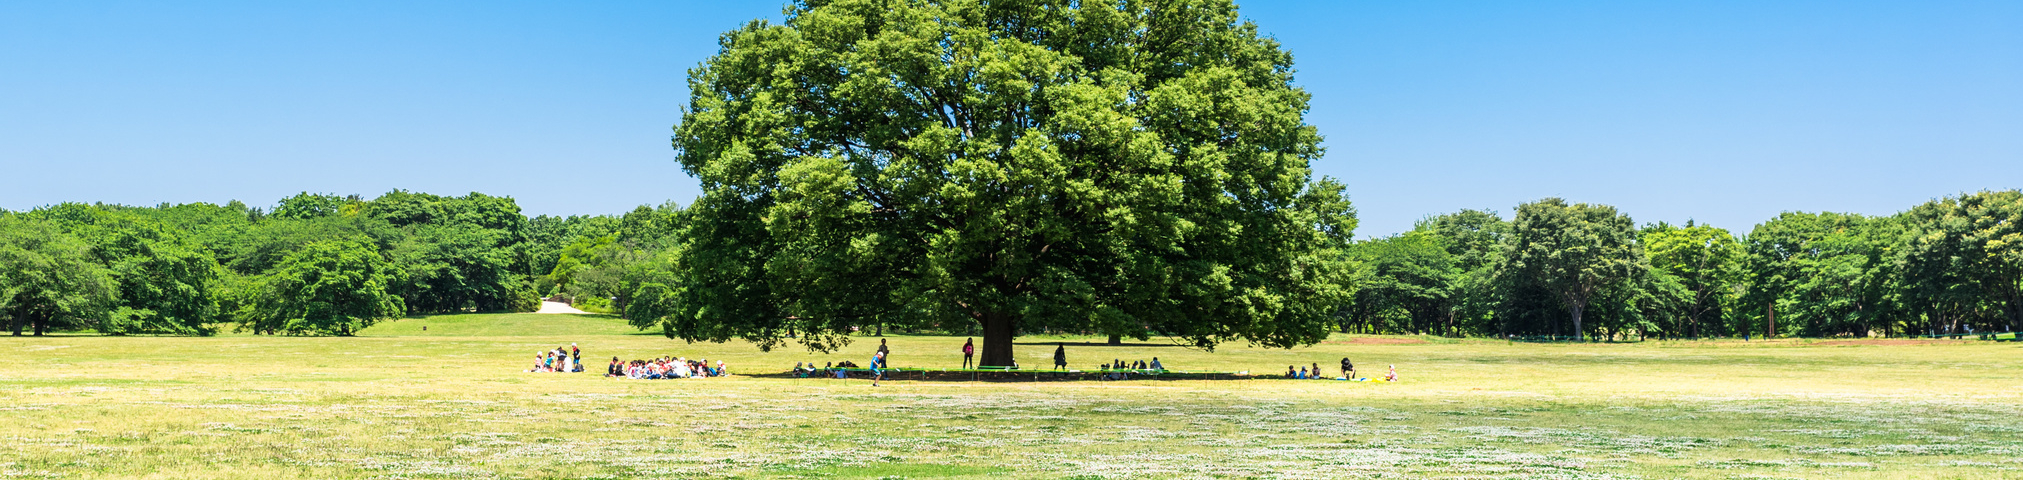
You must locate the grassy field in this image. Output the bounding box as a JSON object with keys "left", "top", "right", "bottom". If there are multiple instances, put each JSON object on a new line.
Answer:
{"left": 2, "top": 313, "right": 2019, "bottom": 479}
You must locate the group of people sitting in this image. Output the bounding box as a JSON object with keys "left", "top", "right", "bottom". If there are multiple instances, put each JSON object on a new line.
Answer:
{"left": 527, "top": 344, "right": 584, "bottom": 373}
{"left": 1288, "top": 358, "right": 1398, "bottom": 381}
{"left": 791, "top": 361, "right": 862, "bottom": 378}
{"left": 1100, "top": 358, "right": 1164, "bottom": 371}
{"left": 1094, "top": 357, "right": 1165, "bottom": 380}
{"left": 1286, "top": 362, "right": 1330, "bottom": 379}
{"left": 608, "top": 356, "right": 729, "bottom": 379}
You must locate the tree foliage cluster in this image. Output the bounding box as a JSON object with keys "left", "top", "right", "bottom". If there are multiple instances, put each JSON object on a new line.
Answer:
{"left": 0, "top": 191, "right": 625, "bottom": 336}
{"left": 1342, "top": 191, "right": 2023, "bottom": 340}
{"left": 526, "top": 202, "right": 685, "bottom": 323}
{"left": 658, "top": 0, "right": 1357, "bottom": 365}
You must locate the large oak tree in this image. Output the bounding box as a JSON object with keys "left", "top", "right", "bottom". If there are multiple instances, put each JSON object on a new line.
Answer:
{"left": 660, "top": 0, "right": 1355, "bottom": 365}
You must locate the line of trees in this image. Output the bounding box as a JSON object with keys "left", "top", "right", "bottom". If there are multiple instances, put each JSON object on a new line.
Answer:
{"left": 1342, "top": 191, "right": 2023, "bottom": 340}
{"left": 5, "top": 187, "right": 2015, "bottom": 342}
{"left": 0, "top": 191, "right": 687, "bottom": 336}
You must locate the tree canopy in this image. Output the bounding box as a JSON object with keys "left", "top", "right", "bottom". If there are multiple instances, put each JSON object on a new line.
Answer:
{"left": 0, "top": 192, "right": 605, "bottom": 336}
{"left": 1499, "top": 199, "right": 1645, "bottom": 341}
{"left": 1644, "top": 221, "right": 1743, "bottom": 338}
{"left": 0, "top": 216, "right": 119, "bottom": 336}
{"left": 239, "top": 239, "right": 405, "bottom": 336}
{"left": 1899, "top": 190, "right": 2022, "bottom": 335}
{"left": 24, "top": 204, "right": 222, "bottom": 335}
{"left": 661, "top": 0, "right": 1357, "bottom": 364}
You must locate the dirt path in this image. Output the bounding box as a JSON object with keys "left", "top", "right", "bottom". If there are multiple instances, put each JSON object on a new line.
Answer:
{"left": 535, "top": 301, "right": 588, "bottom": 314}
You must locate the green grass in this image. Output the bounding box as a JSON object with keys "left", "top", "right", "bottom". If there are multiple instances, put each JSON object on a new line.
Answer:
{"left": 359, "top": 312, "right": 648, "bottom": 337}
{"left": 3, "top": 313, "right": 2020, "bottom": 479}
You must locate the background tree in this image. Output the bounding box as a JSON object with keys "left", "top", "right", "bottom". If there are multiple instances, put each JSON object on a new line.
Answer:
{"left": 663, "top": 0, "right": 1357, "bottom": 365}
{"left": 1900, "top": 190, "right": 2022, "bottom": 335}
{"left": 1342, "top": 232, "right": 1457, "bottom": 335}
{"left": 269, "top": 192, "right": 362, "bottom": 220}
{"left": 366, "top": 191, "right": 538, "bottom": 314}
{"left": 544, "top": 234, "right": 640, "bottom": 312}
{"left": 1642, "top": 221, "right": 1743, "bottom": 338}
{"left": 1740, "top": 212, "right": 1904, "bottom": 337}
{"left": 239, "top": 239, "right": 405, "bottom": 336}
{"left": 25, "top": 204, "right": 222, "bottom": 335}
{"left": 525, "top": 214, "right": 622, "bottom": 286}
{"left": 1413, "top": 210, "right": 1506, "bottom": 334}
{"left": 0, "top": 216, "right": 119, "bottom": 335}
{"left": 387, "top": 223, "right": 533, "bottom": 314}
{"left": 1500, "top": 198, "right": 1643, "bottom": 341}
{"left": 1582, "top": 262, "right": 1685, "bottom": 341}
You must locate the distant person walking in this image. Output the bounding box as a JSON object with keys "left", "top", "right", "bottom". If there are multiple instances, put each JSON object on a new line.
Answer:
{"left": 1053, "top": 343, "right": 1068, "bottom": 370}
{"left": 877, "top": 339, "right": 891, "bottom": 368}
{"left": 961, "top": 338, "right": 975, "bottom": 369}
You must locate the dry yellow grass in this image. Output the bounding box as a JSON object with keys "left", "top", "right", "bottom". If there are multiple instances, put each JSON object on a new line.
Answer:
{"left": 1, "top": 313, "right": 2018, "bottom": 478}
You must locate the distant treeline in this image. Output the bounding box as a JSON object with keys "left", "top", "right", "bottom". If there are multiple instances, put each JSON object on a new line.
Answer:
{"left": 0, "top": 191, "right": 681, "bottom": 336}
{"left": 1345, "top": 190, "right": 2021, "bottom": 340}
{"left": 4, "top": 189, "right": 2017, "bottom": 340}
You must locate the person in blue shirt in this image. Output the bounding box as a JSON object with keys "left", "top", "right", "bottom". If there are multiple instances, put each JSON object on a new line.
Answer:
{"left": 870, "top": 351, "right": 886, "bottom": 387}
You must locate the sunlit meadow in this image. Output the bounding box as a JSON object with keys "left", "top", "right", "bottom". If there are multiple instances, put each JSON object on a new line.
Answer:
{"left": 2, "top": 313, "right": 2018, "bottom": 479}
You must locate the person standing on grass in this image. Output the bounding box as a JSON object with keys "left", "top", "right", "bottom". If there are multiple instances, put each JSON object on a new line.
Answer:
{"left": 1053, "top": 343, "right": 1068, "bottom": 370}
{"left": 961, "top": 338, "right": 975, "bottom": 369}
{"left": 877, "top": 339, "right": 891, "bottom": 369}
{"left": 870, "top": 350, "right": 886, "bottom": 387}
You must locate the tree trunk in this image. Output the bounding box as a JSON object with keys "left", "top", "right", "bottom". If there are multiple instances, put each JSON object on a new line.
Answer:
{"left": 8, "top": 313, "right": 20, "bottom": 336}
{"left": 33, "top": 317, "right": 46, "bottom": 336}
{"left": 2004, "top": 287, "right": 2022, "bottom": 334}
{"left": 1107, "top": 333, "right": 1121, "bottom": 345}
{"left": 1767, "top": 302, "right": 1776, "bottom": 339}
{"left": 979, "top": 311, "right": 1016, "bottom": 367}
{"left": 1570, "top": 303, "right": 1584, "bottom": 342}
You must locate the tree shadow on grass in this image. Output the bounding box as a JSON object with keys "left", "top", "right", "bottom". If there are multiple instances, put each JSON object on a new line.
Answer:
{"left": 1013, "top": 341, "right": 1191, "bottom": 348}
{"left": 744, "top": 369, "right": 1256, "bottom": 382}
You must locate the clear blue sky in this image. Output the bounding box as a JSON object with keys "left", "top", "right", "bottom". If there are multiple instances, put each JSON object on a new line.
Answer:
{"left": 3, "top": 1, "right": 2017, "bottom": 236}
